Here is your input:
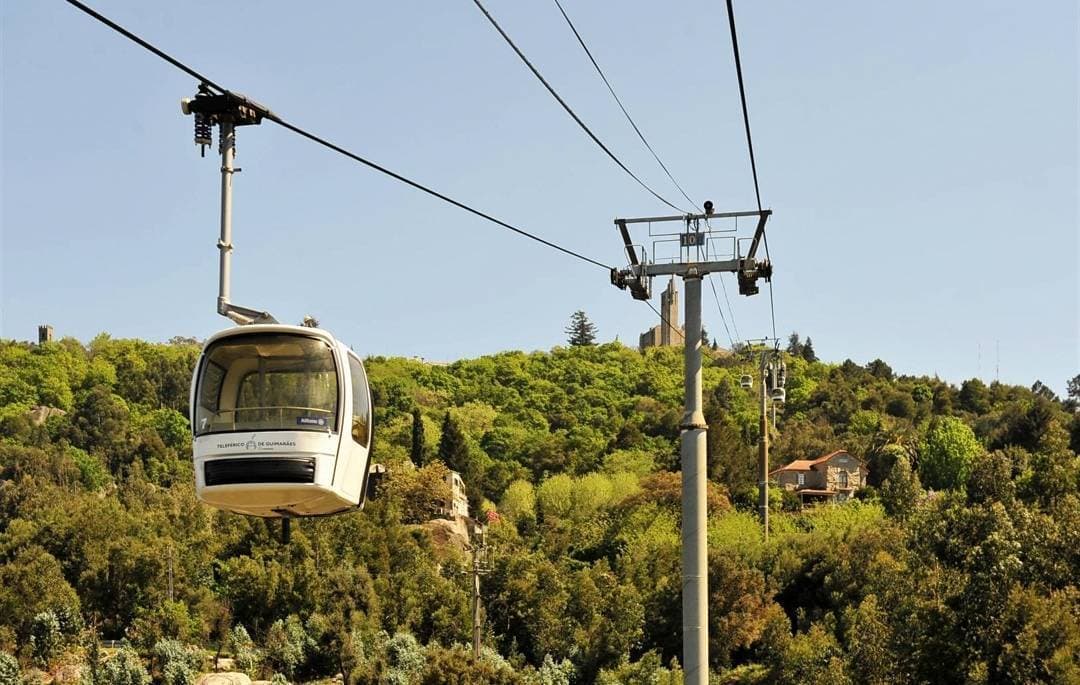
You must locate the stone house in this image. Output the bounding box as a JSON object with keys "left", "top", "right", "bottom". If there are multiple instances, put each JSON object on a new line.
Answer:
{"left": 771, "top": 450, "right": 868, "bottom": 505}
{"left": 435, "top": 470, "right": 470, "bottom": 520}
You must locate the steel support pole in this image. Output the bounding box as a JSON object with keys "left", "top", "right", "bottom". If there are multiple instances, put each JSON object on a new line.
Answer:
{"left": 758, "top": 354, "right": 769, "bottom": 540}
{"left": 472, "top": 554, "right": 482, "bottom": 658}
{"left": 680, "top": 274, "right": 708, "bottom": 685}
{"left": 217, "top": 121, "right": 236, "bottom": 318}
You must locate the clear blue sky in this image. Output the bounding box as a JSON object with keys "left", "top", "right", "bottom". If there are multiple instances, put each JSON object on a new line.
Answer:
{"left": 2, "top": 1, "right": 1077, "bottom": 393}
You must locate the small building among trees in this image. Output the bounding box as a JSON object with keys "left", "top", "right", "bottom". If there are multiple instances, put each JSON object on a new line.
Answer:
{"left": 436, "top": 470, "right": 470, "bottom": 519}
{"left": 771, "top": 450, "right": 868, "bottom": 505}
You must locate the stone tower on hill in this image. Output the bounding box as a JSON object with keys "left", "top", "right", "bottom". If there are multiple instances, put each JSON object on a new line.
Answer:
{"left": 639, "top": 278, "right": 682, "bottom": 350}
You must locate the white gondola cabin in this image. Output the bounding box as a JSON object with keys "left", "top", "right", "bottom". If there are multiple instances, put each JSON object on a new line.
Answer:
{"left": 190, "top": 325, "right": 373, "bottom": 518}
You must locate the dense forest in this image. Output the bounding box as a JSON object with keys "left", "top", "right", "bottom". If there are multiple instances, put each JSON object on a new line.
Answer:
{"left": 1, "top": 332, "right": 1078, "bottom": 684}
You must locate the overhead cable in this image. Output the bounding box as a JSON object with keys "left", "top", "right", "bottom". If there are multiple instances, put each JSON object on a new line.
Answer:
{"left": 471, "top": 0, "right": 690, "bottom": 213}
{"left": 552, "top": 0, "right": 698, "bottom": 211}
{"left": 723, "top": 0, "right": 776, "bottom": 338}
{"left": 63, "top": 0, "right": 613, "bottom": 272}
{"left": 707, "top": 274, "right": 736, "bottom": 350}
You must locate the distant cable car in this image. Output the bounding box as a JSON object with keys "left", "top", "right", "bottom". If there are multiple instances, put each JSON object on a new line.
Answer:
{"left": 770, "top": 387, "right": 786, "bottom": 404}
{"left": 740, "top": 374, "right": 753, "bottom": 389}
{"left": 189, "top": 325, "right": 373, "bottom": 518}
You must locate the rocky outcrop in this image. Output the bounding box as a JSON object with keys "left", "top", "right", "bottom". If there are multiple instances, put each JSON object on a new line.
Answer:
{"left": 196, "top": 673, "right": 251, "bottom": 685}
{"left": 27, "top": 405, "right": 66, "bottom": 425}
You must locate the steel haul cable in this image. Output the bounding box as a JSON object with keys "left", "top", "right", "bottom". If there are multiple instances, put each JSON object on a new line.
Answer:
{"left": 707, "top": 274, "right": 736, "bottom": 350}
{"left": 724, "top": 0, "right": 777, "bottom": 339}
{"left": 63, "top": 0, "right": 613, "bottom": 273}
{"left": 551, "top": 0, "right": 698, "bottom": 211}
{"left": 471, "top": 0, "right": 690, "bottom": 214}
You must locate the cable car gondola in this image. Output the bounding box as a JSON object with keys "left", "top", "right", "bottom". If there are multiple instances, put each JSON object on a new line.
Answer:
{"left": 181, "top": 89, "right": 374, "bottom": 526}
{"left": 190, "top": 325, "right": 373, "bottom": 518}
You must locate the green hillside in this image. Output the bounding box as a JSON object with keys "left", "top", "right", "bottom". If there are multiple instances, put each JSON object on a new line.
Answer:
{"left": 1, "top": 335, "right": 1078, "bottom": 684}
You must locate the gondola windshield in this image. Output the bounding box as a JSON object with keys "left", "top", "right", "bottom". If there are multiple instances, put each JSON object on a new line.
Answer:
{"left": 194, "top": 333, "right": 339, "bottom": 436}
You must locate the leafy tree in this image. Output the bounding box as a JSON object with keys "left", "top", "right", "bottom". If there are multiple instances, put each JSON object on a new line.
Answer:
{"left": 866, "top": 359, "right": 893, "bottom": 380}
{"left": 229, "top": 625, "right": 260, "bottom": 676}
{"left": 420, "top": 644, "right": 520, "bottom": 684}
{"left": 766, "top": 623, "right": 849, "bottom": 684}
{"left": 437, "top": 412, "right": 469, "bottom": 475}
{"left": 708, "top": 553, "right": 773, "bottom": 668}
{"left": 565, "top": 311, "right": 598, "bottom": 347}
{"left": 1065, "top": 374, "right": 1080, "bottom": 412}
{"left": 536, "top": 474, "right": 574, "bottom": 521}
{"left": 29, "top": 610, "right": 62, "bottom": 667}
{"left": 411, "top": 408, "right": 426, "bottom": 466}
{"left": 534, "top": 654, "right": 576, "bottom": 685}
{"left": 499, "top": 479, "right": 536, "bottom": 526}
{"left": 1031, "top": 380, "right": 1058, "bottom": 401}
{"left": 786, "top": 332, "right": 803, "bottom": 357}
{"left": 842, "top": 595, "right": 897, "bottom": 685}
{"left": 989, "top": 586, "right": 1080, "bottom": 683}
{"left": 966, "top": 450, "right": 1015, "bottom": 505}
{"left": 959, "top": 379, "right": 992, "bottom": 414}
{"left": 885, "top": 393, "right": 915, "bottom": 419}
{"left": 100, "top": 647, "right": 150, "bottom": 685}
{"left": 384, "top": 461, "right": 452, "bottom": 524}
{"left": 1067, "top": 374, "right": 1080, "bottom": 401}
{"left": 920, "top": 417, "right": 982, "bottom": 490}
{"left": 384, "top": 632, "right": 427, "bottom": 683}
{"left": 66, "top": 385, "right": 131, "bottom": 475}
{"left": 0, "top": 652, "right": 18, "bottom": 685}
{"left": 264, "top": 617, "right": 310, "bottom": 680}
{"left": 0, "top": 545, "right": 80, "bottom": 643}
{"left": 152, "top": 639, "right": 201, "bottom": 685}
{"left": 596, "top": 651, "right": 681, "bottom": 685}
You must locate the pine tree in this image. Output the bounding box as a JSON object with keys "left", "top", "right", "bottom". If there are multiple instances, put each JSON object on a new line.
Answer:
{"left": 802, "top": 337, "right": 818, "bottom": 362}
{"left": 565, "top": 310, "right": 598, "bottom": 346}
{"left": 437, "top": 412, "right": 469, "bottom": 474}
{"left": 410, "top": 408, "right": 426, "bottom": 466}
{"left": 787, "top": 332, "right": 804, "bottom": 357}
{"left": 701, "top": 328, "right": 710, "bottom": 348}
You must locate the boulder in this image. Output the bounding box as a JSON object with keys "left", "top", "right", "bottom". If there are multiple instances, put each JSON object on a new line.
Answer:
{"left": 27, "top": 405, "right": 66, "bottom": 425}
{"left": 196, "top": 673, "right": 252, "bottom": 685}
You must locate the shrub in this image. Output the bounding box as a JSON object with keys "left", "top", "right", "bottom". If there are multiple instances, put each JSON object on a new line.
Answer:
{"left": 162, "top": 660, "right": 195, "bottom": 685}
{"left": 100, "top": 647, "right": 149, "bottom": 685}
{"left": 29, "top": 610, "right": 62, "bottom": 667}
{"left": 384, "top": 632, "right": 426, "bottom": 682}
{"left": 229, "top": 625, "right": 260, "bottom": 676}
{"left": 264, "top": 617, "right": 309, "bottom": 679}
{"left": 0, "top": 652, "right": 19, "bottom": 685}
{"left": 529, "top": 654, "right": 575, "bottom": 685}
{"left": 152, "top": 639, "right": 200, "bottom": 684}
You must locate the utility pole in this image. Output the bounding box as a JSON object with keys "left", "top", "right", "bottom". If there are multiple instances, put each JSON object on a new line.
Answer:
{"left": 745, "top": 341, "right": 785, "bottom": 542}
{"left": 611, "top": 203, "right": 773, "bottom": 685}
{"left": 167, "top": 545, "right": 174, "bottom": 602}
{"left": 758, "top": 352, "right": 769, "bottom": 541}
{"left": 464, "top": 526, "right": 493, "bottom": 659}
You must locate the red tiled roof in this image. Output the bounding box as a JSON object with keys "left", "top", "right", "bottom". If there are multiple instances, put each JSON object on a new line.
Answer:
{"left": 771, "top": 460, "right": 814, "bottom": 474}
{"left": 771, "top": 450, "right": 866, "bottom": 476}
